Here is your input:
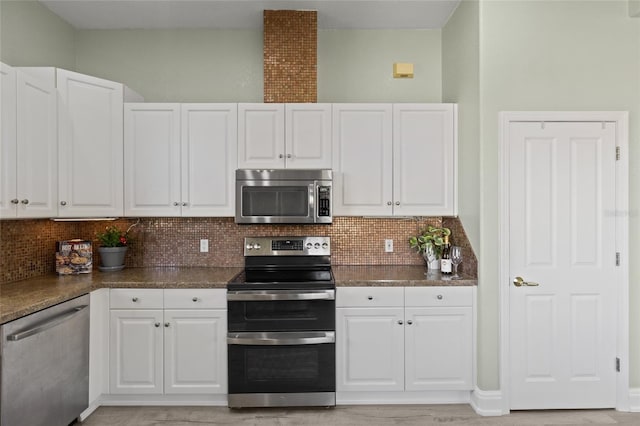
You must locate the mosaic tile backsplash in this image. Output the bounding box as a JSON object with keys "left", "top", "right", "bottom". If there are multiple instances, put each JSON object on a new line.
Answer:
{"left": 263, "top": 10, "right": 317, "bottom": 103}
{"left": 0, "top": 217, "right": 477, "bottom": 284}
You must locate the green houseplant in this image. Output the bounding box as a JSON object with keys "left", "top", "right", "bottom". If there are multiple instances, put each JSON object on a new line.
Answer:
{"left": 409, "top": 225, "right": 451, "bottom": 270}
{"left": 96, "top": 225, "right": 130, "bottom": 271}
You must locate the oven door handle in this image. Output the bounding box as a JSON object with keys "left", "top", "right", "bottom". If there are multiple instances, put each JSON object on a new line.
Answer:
{"left": 227, "top": 331, "right": 335, "bottom": 346}
{"left": 226, "top": 289, "right": 335, "bottom": 301}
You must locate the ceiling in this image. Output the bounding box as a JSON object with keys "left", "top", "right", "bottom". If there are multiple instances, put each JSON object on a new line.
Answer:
{"left": 39, "top": 0, "right": 461, "bottom": 30}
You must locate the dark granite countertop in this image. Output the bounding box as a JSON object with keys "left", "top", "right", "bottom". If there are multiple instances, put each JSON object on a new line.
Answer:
{"left": 1, "top": 265, "right": 476, "bottom": 325}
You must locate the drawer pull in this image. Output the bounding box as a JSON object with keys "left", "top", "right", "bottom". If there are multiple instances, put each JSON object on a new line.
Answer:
{"left": 407, "top": 320, "right": 413, "bottom": 325}
{"left": 132, "top": 297, "right": 139, "bottom": 302}
{"left": 397, "top": 320, "right": 403, "bottom": 325}
{"left": 165, "top": 322, "right": 170, "bottom": 328}
{"left": 367, "top": 296, "right": 373, "bottom": 300}
{"left": 154, "top": 322, "right": 160, "bottom": 327}
{"left": 192, "top": 297, "right": 199, "bottom": 302}
{"left": 437, "top": 295, "right": 443, "bottom": 300}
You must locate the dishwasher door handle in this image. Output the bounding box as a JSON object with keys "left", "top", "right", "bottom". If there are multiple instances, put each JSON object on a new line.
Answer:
{"left": 6, "top": 305, "right": 88, "bottom": 341}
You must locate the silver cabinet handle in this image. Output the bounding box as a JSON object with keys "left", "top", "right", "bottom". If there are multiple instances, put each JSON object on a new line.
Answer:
{"left": 182, "top": 202, "right": 187, "bottom": 206}
{"left": 437, "top": 295, "right": 443, "bottom": 300}
{"left": 132, "top": 297, "right": 139, "bottom": 302}
{"left": 367, "top": 296, "right": 373, "bottom": 300}
{"left": 279, "top": 154, "right": 284, "bottom": 158}
{"left": 10, "top": 199, "right": 19, "bottom": 204}
{"left": 155, "top": 322, "right": 161, "bottom": 327}
{"left": 286, "top": 154, "right": 292, "bottom": 159}
{"left": 164, "top": 322, "right": 170, "bottom": 328}
{"left": 7, "top": 306, "right": 88, "bottom": 341}
{"left": 407, "top": 320, "right": 413, "bottom": 325}
{"left": 513, "top": 276, "right": 539, "bottom": 287}
{"left": 20, "top": 199, "right": 29, "bottom": 205}
{"left": 395, "top": 201, "right": 400, "bottom": 206}
{"left": 227, "top": 331, "right": 335, "bottom": 346}
{"left": 60, "top": 200, "right": 67, "bottom": 206}
{"left": 397, "top": 320, "right": 403, "bottom": 325}
{"left": 227, "top": 289, "right": 335, "bottom": 301}
{"left": 192, "top": 297, "right": 199, "bottom": 302}
{"left": 387, "top": 201, "right": 392, "bottom": 206}
{"left": 173, "top": 202, "right": 179, "bottom": 206}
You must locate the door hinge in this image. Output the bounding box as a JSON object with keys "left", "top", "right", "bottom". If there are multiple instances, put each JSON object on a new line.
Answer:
{"left": 616, "top": 146, "right": 620, "bottom": 161}
{"left": 616, "top": 252, "right": 620, "bottom": 266}
{"left": 616, "top": 357, "right": 621, "bottom": 372}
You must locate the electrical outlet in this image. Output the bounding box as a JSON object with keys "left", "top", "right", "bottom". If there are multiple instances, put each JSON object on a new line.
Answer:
{"left": 199, "top": 239, "right": 209, "bottom": 253}
{"left": 385, "top": 239, "right": 393, "bottom": 253}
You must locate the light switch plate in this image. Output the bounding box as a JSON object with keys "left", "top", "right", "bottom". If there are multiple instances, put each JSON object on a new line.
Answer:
{"left": 385, "top": 239, "right": 393, "bottom": 252}
{"left": 200, "top": 239, "right": 209, "bottom": 253}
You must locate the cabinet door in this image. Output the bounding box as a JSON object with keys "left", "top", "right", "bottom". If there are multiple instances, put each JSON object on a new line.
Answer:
{"left": 164, "top": 309, "right": 227, "bottom": 394}
{"left": 393, "top": 104, "right": 456, "bottom": 216}
{"left": 16, "top": 70, "right": 57, "bottom": 217}
{"left": 336, "top": 307, "right": 404, "bottom": 391}
{"left": 181, "top": 104, "right": 237, "bottom": 216}
{"left": 109, "top": 310, "right": 163, "bottom": 394}
{"left": 57, "top": 69, "right": 124, "bottom": 217}
{"left": 332, "top": 104, "right": 393, "bottom": 216}
{"left": 404, "top": 307, "right": 473, "bottom": 391}
{"left": 124, "top": 104, "right": 181, "bottom": 216}
{"left": 285, "top": 103, "right": 332, "bottom": 169}
{"left": 0, "top": 63, "right": 17, "bottom": 218}
{"left": 238, "top": 103, "right": 285, "bottom": 168}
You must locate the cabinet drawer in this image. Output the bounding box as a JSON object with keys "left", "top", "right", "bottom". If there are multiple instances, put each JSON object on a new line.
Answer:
{"left": 337, "top": 287, "right": 403, "bottom": 307}
{"left": 110, "top": 289, "right": 163, "bottom": 309}
{"left": 405, "top": 287, "right": 473, "bottom": 307}
{"left": 164, "top": 289, "right": 226, "bottom": 309}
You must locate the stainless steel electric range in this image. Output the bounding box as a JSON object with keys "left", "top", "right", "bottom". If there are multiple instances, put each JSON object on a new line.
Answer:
{"left": 226, "top": 236, "right": 335, "bottom": 408}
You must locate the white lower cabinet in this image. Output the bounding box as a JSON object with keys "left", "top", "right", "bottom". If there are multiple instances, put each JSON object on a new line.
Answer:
{"left": 336, "top": 286, "right": 475, "bottom": 402}
{"left": 109, "top": 289, "right": 227, "bottom": 396}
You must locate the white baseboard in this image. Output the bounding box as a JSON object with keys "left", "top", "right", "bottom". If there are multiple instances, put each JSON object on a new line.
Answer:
{"left": 628, "top": 388, "right": 640, "bottom": 412}
{"left": 470, "top": 387, "right": 505, "bottom": 416}
{"left": 337, "top": 390, "right": 471, "bottom": 405}
{"left": 79, "top": 400, "right": 101, "bottom": 422}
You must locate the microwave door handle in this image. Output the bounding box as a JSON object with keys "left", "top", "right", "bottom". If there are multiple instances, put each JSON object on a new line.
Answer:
{"left": 227, "top": 290, "right": 335, "bottom": 301}
{"left": 227, "top": 331, "right": 336, "bottom": 346}
{"left": 309, "top": 183, "right": 316, "bottom": 221}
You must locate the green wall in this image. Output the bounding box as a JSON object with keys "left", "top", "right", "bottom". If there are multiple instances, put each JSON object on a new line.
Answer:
{"left": 0, "top": 0, "right": 75, "bottom": 69}
{"left": 73, "top": 28, "right": 443, "bottom": 102}
{"left": 478, "top": 0, "right": 640, "bottom": 391}
{"left": 318, "top": 30, "right": 442, "bottom": 102}
{"left": 442, "top": 0, "right": 480, "bottom": 251}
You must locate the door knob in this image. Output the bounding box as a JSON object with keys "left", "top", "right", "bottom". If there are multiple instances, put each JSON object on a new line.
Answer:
{"left": 513, "top": 276, "right": 540, "bottom": 287}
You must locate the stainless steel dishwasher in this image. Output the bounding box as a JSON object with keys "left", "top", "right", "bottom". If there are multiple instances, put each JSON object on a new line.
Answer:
{"left": 1, "top": 294, "right": 90, "bottom": 426}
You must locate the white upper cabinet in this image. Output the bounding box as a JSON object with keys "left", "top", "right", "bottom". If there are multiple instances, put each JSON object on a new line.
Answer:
{"left": 181, "top": 104, "right": 237, "bottom": 216}
{"left": 238, "top": 103, "right": 331, "bottom": 169}
{"left": 57, "top": 69, "right": 125, "bottom": 217}
{"left": 332, "top": 104, "right": 393, "bottom": 216}
{"left": 332, "top": 103, "right": 457, "bottom": 217}
{"left": 393, "top": 104, "right": 456, "bottom": 216}
{"left": 125, "top": 103, "right": 237, "bottom": 216}
{"left": 1, "top": 63, "right": 57, "bottom": 218}
{"left": 124, "top": 103, "right": 181, "bottom": 216}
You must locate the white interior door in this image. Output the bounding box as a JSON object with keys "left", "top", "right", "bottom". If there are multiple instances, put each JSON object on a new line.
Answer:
{"left": 508, "top": 121, "right": 618, "bottom": 409}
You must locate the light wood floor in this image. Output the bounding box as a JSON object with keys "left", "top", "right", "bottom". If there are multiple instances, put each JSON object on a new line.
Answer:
{"left": 81, "top": 405, "right": 640, "bottom": 426}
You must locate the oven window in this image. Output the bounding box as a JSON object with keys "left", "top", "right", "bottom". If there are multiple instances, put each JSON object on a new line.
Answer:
{"left": 228, "top": 300, "right": 335, "bottom": 332}
{"left": 228, "top": 343, "right": 335, "bottom": 394}
{"left": 242, "top": 186, "right": 309, "bottom": 217}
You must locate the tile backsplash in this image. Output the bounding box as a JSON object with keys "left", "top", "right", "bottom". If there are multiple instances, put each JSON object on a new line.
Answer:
{"left": 0, "top": 216, "right": 477, "bottom": 284}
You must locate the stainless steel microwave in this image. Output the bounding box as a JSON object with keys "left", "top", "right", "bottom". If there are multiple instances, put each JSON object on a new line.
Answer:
{"left": 235, "top": 169, "right": 332, "bottom": 224}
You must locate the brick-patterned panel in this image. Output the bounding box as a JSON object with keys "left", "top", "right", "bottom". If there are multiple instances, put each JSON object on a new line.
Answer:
{"left": 263, "top": 10, "right": 317, "bottom": 103}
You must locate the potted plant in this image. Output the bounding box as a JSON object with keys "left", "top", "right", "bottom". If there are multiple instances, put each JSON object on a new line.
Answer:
{"left": 408, "top": 225, "right": 451, "bottom": 270}
{"left": 96, "top": 225, "right": 130, "bottom": 271}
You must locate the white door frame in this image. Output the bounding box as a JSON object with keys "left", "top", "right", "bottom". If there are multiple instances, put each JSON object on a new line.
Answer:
{"left": 498, "top": 111, "right": 630, "bottom": 414}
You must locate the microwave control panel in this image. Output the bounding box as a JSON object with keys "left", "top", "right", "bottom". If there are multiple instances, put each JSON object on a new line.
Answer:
{"left": 317, "top": 186, "right": 331, "bottom": 217}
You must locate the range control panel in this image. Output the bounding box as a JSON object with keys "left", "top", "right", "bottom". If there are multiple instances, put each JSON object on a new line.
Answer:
{"left": 244, "top": 236, "right": 331, "bottom": 256}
